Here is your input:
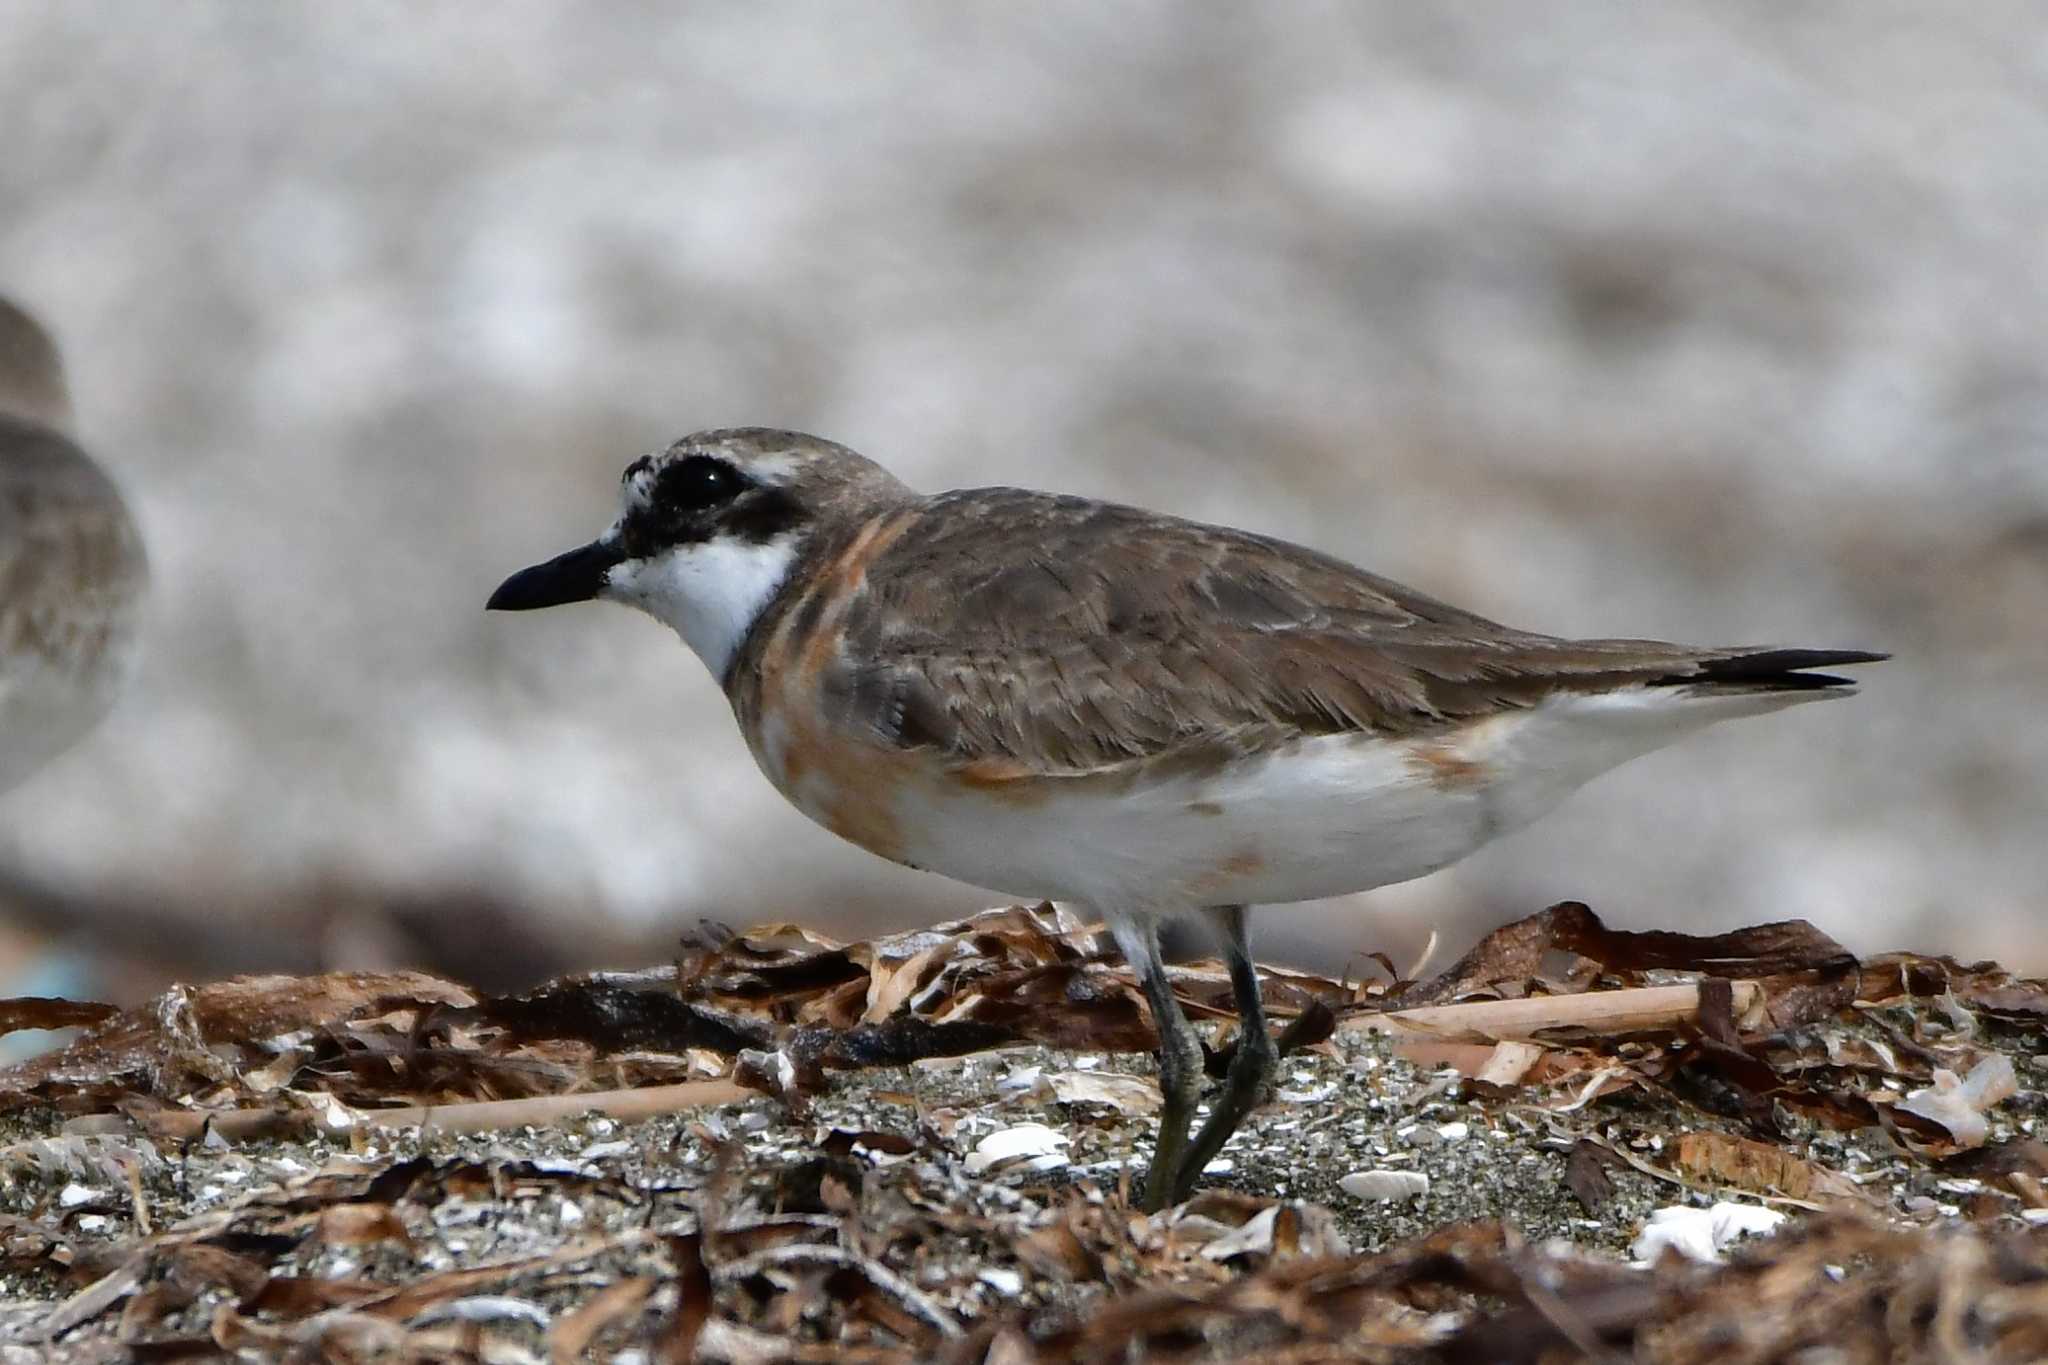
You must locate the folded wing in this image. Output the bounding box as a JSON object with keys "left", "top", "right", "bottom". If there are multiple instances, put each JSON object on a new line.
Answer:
{"left": 832, "top": 488, "right": 1881, "bottom": 773}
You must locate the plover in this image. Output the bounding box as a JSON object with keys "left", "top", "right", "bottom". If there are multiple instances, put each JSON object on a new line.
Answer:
{"left": 488, "top": 427, "right": 1882, "bottom": 1209}
{"left": 0, "top": 298, "right": 148, "bottom": 792}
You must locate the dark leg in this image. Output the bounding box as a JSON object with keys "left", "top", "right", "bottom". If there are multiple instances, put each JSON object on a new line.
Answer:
{"left": 1172, "top": 904, "right": 1277, "bottom": 1203}
{"left": 1108, "top": 915, "right": 1204, "bottom": 1213}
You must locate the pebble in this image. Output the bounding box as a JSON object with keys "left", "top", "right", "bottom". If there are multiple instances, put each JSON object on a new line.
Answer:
{"left": 1340, "top": 1169, "right": 1430, "bottom": 1203}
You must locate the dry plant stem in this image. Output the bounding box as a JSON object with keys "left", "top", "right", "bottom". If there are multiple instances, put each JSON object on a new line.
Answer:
{"left": 396, "top": 1080, "right": 753, "bottom": 1136}
{"left": 29, "top": 1254, "right": 147, "bottom": 1343}
{"left": 1343, "top": 980, "right": 1763, "bottom": 1044}
{"left": 548, "top": 1275, "right": 655, "bottom": 1361}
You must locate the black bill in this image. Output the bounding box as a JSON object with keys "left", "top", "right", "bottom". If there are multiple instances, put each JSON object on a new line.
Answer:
{"left": 486, "top": 539, "right": 626, "bottom": 611}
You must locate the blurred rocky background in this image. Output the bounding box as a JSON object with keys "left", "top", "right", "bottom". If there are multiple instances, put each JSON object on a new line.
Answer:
{"left": 0, "top": 2, "right": 2042, "bottom": 1003}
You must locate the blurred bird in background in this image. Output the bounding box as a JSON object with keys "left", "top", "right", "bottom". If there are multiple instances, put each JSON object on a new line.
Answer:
{"left": 0, "top": 295, "right": 147, "bottom": 1053}
{"left": 0, "top": 296, "right": 147, "bottom": 793}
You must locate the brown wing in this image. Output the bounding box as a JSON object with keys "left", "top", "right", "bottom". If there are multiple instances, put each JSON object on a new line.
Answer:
{"left": 823, "top": 487, "right": 1873, "bottom": 773}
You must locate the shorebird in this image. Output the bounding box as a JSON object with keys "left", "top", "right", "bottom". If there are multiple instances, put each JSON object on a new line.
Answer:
{"left": 0, "top": 298, "right": 147, "bottom": 793}
{"left": 488, "top": 427, "right": 1882, "bottom": 1210}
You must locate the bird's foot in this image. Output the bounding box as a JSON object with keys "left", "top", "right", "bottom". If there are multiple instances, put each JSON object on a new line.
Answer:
{"left": 1138, "top": 1027, "right": 1207, "bottom": 1213}
{"left": 1169, "top": 1018, "right": 1279, "bottom": 1205}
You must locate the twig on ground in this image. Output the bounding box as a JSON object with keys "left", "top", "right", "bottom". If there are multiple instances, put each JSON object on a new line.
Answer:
{"left": 1344, "top": 980, "right": 1763, "bottom": 1044}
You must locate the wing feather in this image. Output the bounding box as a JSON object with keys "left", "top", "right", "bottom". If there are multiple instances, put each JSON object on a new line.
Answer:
{"left": 818, "top": 488, "right": 1873, "bottom": 773}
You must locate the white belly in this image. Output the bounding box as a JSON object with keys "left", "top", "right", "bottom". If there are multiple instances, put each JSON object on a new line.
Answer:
{"left": 887, "top": 731, "right": 1484, "bottom": 909}
{"left": 880, "top": 688, "right": 1818, "bottom": 911}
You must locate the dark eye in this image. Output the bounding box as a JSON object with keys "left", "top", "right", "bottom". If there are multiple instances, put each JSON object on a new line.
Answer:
{"left": 657, "top": 456, "right": 744, "bottom": 511}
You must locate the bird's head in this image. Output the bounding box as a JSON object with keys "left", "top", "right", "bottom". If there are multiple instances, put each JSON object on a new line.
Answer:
{"left": 487, "top": 428, "right": 909, "bottom": 678}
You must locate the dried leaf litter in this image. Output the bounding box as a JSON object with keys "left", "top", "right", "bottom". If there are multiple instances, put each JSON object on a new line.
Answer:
{"left": 0, "top": 900, "right": 2040, "bottom": 1360}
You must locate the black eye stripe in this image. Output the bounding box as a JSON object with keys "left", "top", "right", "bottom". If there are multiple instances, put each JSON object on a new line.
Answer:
{"left": 615, "top": 451, "right": 807, "bottom": 555}
{"left": 721, "top": 485, "right": 804, "bottom": 544}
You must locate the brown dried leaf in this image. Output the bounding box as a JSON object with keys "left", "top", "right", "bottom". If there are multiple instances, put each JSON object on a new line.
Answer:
{"left": 1858, "top": 952, "right": 2048, "bottom": 1018}
{"left": 116, "top": 1282, "right": 196, "bottom": 1341}
{"left": 476, "top": 976, "right": 769, "bottom": 1055}
{"left": 951, "top": 962, "right": 1151, "bottom": 1052}
{"left": 361, "top": 1239, "right": 638, "bottom": 1321}
{"left": 0, "top": 996, "right": 117, "bottom": 1037}
{"left": 1565, "top": 1139, "right": 1616, "bottom": 1214}
{"left": 1015, "top": 1219, "right": 1103, "bottom": 1284}
{"left": 822, "top": 1017, "right": 1019, "bottom": 1069}
{"left": 240, "top": 1274, "right": 387, "bottom": 1318}
{"left": 1390, "top": 904, "right": 1570, "bottom": 1006}
{"left": 1935, "top": 1137, "right": 2048, "bottom": 1185}
{"left": 0, "top": 971, "right": 476, "bottom": 1106}
{"left": 1045, "top": 1070, "right": 1161, "bottom": 1116}
{"left": 161, "top": 1244, "right": 270, "bottom": 1302}
{"left": 312, "top": 1202, "right": 412, "bottom": 1248}
{"left": 1673, "top": 1130, "right": 1868, "bottom": 1206}
{"left": 1274, "top": 996, "right": 1337, "bottom": 1054}
{"left": 798, "top": 975, "right": 871, "bottom": 1029}
{"left": 1391, "top": 901, "right": 1855, "bottom": 1010}
{"left": 653, "top": 1233, "right": 712, "bottom": 1364}
{"left": 548, "top": 1275, "right": 654, "bottom": 1363}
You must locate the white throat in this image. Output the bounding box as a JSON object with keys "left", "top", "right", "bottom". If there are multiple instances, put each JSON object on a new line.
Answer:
{"left": 604, "top": 534, "right": 799, "bottom": 679}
